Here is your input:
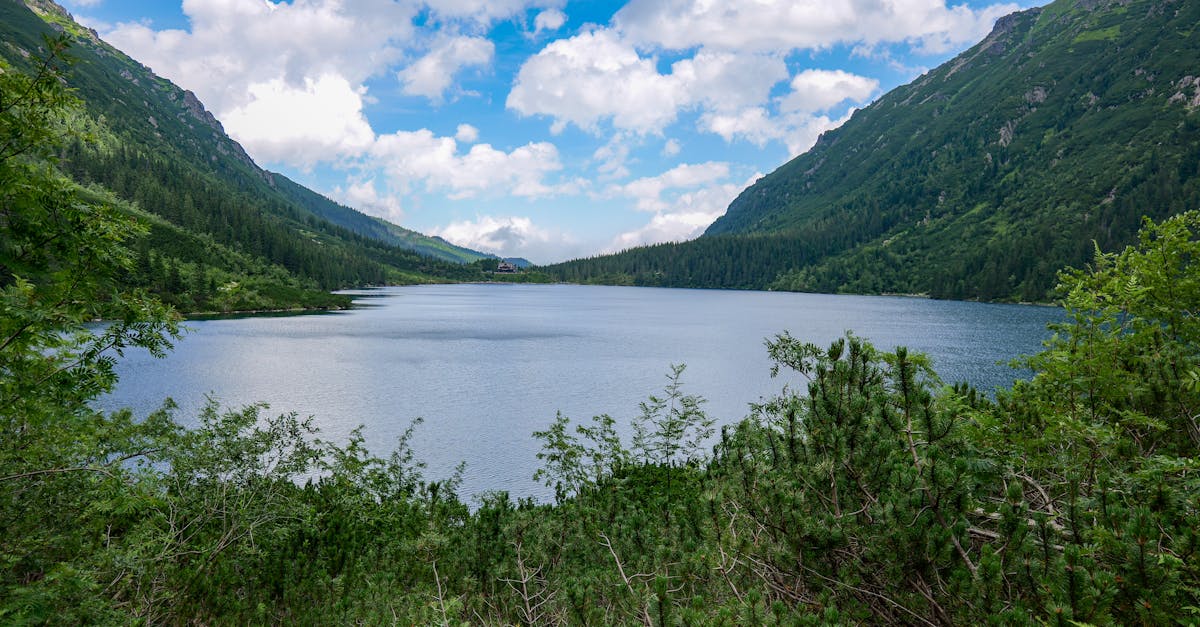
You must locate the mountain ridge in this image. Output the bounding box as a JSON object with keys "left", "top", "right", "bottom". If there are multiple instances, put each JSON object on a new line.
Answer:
{"left": 3, "top": 0, "right": 492, "bottom": 295}
{"left": 0, "top": 0, "right": 516, "bottom": 311}
{"left": 550, "top": 0, "right": 1200, "bottom": 301}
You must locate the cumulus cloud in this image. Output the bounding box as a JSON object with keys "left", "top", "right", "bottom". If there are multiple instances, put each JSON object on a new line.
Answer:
{"left": 700, "top": 107, "right": 855, "bottom": 157}
{"left": 455, "top": 123, "right": 480, "bottom": 143}
{"left": 95, "top": 0, "right": 1020, "bottom": 260}
{"left": 700, "top": 108, "right": 778, "bottom": 148}
{"left": 671, "top": 50, "right": 788, "bottom": 113}
{"left": 696, "top": 68, "right": 876, "bottom": 156}
{"left": 608, "top": 173, "right": 759, "bottom": 251}
{"left": 220, "top": 73, "right": 375, "bottom": 168}
{"left": 337, "top": 179, "right": 405, "bottom": 224}
{"left": 593, "top": 134, "right": 633, "bottom": 180}
{"left": 533, "top": 8, "right": 567, "bottom": 34}
{"left": 398, "top": 35, "right": 495, "bottom": 102}
{"left": 779, "top": 111, "right": 855, "bottom": 156}
{"left": 780, "top": 69, "right": 879, "bottom": 114}
{"left": 100, "top": 0, "right": 542, "bottom": 167}
{"left": 508, "top": 28, "right": 787, "bottom": 135}
{"left": 370, "top": 130, "right": 569, "bottom": 199}
{"left": 507, "top": 0, "right": 1008, "bottom": 147}
{"left": 613, "top": 0, "right": 1020, "bottom": 55}
{"left": 507, "top": 29, "right": 685, "bottom": 134}
{"left": 608, "top": 209, "right": 720, "bottom": 251}
{"left": 104, "top": 0, "right": 415, "bottom": 113}
{"left": 609, "top": 162, "right": 731, "bottom": 212}
{"left": 101, "top": 0, "right": 571, "bottom": 202}
{"left": 426, "top": 0, "right": 562, "bottom": 23}
{"left": 431, "top": 215, "right": 570, "bottom": 261}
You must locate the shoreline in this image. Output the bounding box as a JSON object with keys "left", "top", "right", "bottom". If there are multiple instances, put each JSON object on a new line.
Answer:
{"left": 167, "top": 282, "right": 1060, "bottom": 320}
{"left": 180, "top": 304, "right": 352, "bottom": 320}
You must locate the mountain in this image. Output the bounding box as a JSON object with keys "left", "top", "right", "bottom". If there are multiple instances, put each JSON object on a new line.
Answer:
{"left": 548, "top": 0, "right": 1200, "bottom": 301}
{"left": 0, "top": 0, "right": 492, "bottom": 311}
{"left": 268, "top": 175, "right": 489, "bottom": 265}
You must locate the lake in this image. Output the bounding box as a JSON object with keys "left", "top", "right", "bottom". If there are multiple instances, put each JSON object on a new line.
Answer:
{"left": 99, "top": 284, "right": 1063, "bottom": 502}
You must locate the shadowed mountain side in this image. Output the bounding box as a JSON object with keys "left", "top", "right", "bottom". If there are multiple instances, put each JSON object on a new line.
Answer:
{"left": 1, "top": 0, "right": 495, "bottom": 312}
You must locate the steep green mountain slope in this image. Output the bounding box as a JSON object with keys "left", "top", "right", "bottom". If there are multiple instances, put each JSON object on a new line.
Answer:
{"left": 268, "top": 175, "right": 489, "bottom": 264}
{"left": 0, "top": 0, "right": 490, "bottom": 311}
{"left": 550, "top": 0, "right": 1200, "bottom": 301}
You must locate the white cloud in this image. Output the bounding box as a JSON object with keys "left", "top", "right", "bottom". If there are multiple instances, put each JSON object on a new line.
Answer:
{"left": 904, "top": 3, "right": 1023, "bottom": 55}
{"left": 608, "top": 209, "right": 719, "bottom": 251}
{"left": 610, "top": 162, "right": 731, "bottom": 212}
{"left": 608, "top": 173, "right": 758, "bottom": 251}
{"left": 507, "top": 28, "right": 685, "bottom": 134}
{"left": 93, "top": 0, "right": 1021, "bottom": 260}
{"left": 670, "top": 50, "right": 788, "bottom": 113}
{"left": 613, "top": 0, "right": 1020, "bottom": 55}
{"left": 219, "top": 73, "right": 375, "bottom": 168}
{"left": 425, "top": 0, "right": 561, "bottom": 23}
{"left": 533, "top": 8, "right": 567, "bottom": 34}
{"left": 370, "top": 130, "right": 569, "bottom": 199}
{"left": 780, "top": 69, "right": 879, "bottom": 113}
{"left": 99, "top": 0, "right": 546, "bottom": 167}
{"left": 700, "top": 108, "right": 778, "bottom": 148}
{"left": 431, "top": 215, "right": 571, "bottom": 261}
{"left": 64, "top": 0, "right": 103, "bottom": 7}
{"left": 455, "top": 123, "right": 480, "bottom": 143}
{"left": 337, "top": 179, "right": 405, "bottom": 224}
{"left": 398, "top": 35, "right": 494, "bottom": 102}
{"left": 593, "top": 134, "right": 633, "bottom": 180}
{"left": 508, "top": 29, "right": 787, "bottom": 135}
{"left": 779, "top": 111, "right": 854, "bottom": 157}
{"left": 700, "top": 107, "right": 854, "bottom": 157}
{"left": 504, "top": 2, "right": 952, "bottom": 154}
{"left": 105, "top": 0, "right": 415, "bottom": 112}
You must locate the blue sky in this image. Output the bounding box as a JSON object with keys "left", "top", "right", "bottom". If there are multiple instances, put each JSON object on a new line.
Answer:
{"left": 66, "top": 0, "right": 1039, "bottom": 264}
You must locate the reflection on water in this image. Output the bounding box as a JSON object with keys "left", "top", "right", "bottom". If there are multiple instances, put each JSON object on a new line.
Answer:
{"left": 99, "top": 284, "right": 1062, "bottom": 502}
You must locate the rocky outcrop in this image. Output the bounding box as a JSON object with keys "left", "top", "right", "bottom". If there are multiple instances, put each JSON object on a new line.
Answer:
{"left": 180, "top": 90, "right": 224, "bottom": 134}
{"left": 1169, "top": 76, "right": 1200, "bottom": 109}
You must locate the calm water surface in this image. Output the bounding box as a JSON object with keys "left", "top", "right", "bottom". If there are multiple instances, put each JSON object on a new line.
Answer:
{"left": 100, "top": 284, "right": 1062, "bottom": 501}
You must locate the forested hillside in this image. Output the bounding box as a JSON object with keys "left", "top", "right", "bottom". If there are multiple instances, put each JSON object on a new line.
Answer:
{"left": 0, "top": 0, "right": 494, "bottom": 312}
{"left": 549, "top": 0, "right": 1200, "bottom": 301}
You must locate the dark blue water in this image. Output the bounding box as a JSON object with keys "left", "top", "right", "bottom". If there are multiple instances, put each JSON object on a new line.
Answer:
{"left": 99, "top": 284, "right": 1062, "bottom": 501}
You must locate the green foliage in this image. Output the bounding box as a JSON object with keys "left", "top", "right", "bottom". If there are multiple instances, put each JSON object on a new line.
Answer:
{"left": 631, "top": 364, "right": 714, "bottom": 468}
{"left": 1020, "top": 211, "right": 1200, "bottom": 454}
{"left": 545, "top": 233, "right": 821, "bottom": 290}
{"left": 0, "top": 33, "right": 178, "bottom": 425}
{"left": 708, "top": 333, "right": 985, "bottom": 622}
{"left": 969, "top": 210, "right": 1200, "bottom": 624}
{"left": 0, "top": 33, "right": 181, "bottom": 623}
